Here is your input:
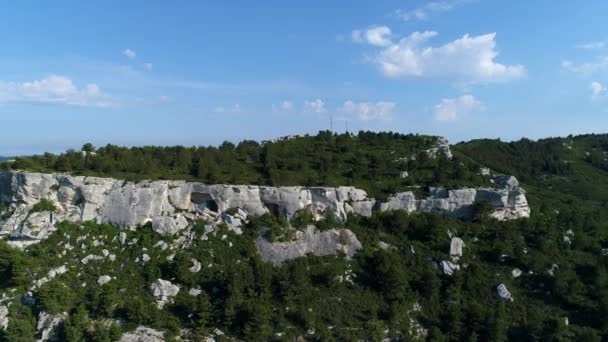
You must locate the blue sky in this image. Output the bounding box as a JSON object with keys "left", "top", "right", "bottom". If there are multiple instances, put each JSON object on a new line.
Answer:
{"left": 1, "top": 1, "right": 608, "bottom": 155}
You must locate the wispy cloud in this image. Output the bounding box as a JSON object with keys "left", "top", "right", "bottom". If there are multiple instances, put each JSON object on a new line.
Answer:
{"left": 272, "top": 100, "right": 294, "bottom": 113}
{"left": 354, "top": 28, "right": 524, "bottom": 84}
{"left": 591, "top": 81, "right": 606, "bottom": 100}
{"left": 213, "top": 104, "right": 241, "bottom": 113}
{"left": 576, "top": 41, "right": 607, "bottom": 50}
{"left": 352, "top": 26, "right": 392, "bottom": 47}
{"left": 143, "top": 63, "right": 153, "bottom": 70}
{"left": 433, "top": 94, "right": 482, "bottom": 121}
{"left": 304, "top": 99, "right": 326, "bottom": 113}
{"left": 562, "top": 57, "right": 608, "bottom": 76}
{"left": 124, "top": 48, "right": 136, "bottom": 59}
{"left": 339, "top": 100, "right": 395, "bottom": 121}
{"left": 0, "top": 75, "right": 111, "bottom": 107}
{"left": 395, "top": 0, "right": 473, "bottom": 21}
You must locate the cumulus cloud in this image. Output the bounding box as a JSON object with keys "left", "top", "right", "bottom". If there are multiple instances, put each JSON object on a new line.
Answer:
{"left": 433, "top": 94, "right": 482, "bottom": 121}
{"left": 364, "top": 30, "right": 524, "bottom": 83}
{"left": 339, "top": 100, "right": 395, "bottom": 120}
{"left": 590, "top": 81, "right": 606, "bottom": 100}
{"left": 395, "top": 0, "right": 472, "bottom": 21}
{"left": 352, "top": 26, "right": 392, "bottom": 47}
{"left": 272, "top": 100, "right": 294, "bottom": 113}
{"left": 0, "top": 75, "right": 109, "bottom": 107}
{"left": 124, "top": 49, "right": 136, "bottom": 59}
{"left": 304, "top": 99, "right": 326, "bottom": 113}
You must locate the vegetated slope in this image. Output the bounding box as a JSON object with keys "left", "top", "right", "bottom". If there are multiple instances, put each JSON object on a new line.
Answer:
{"left": 0, "top": 132, "right": 607, "bottom": 341}
{"left": 0, "top": 131, "right": 488, "bottom": 199}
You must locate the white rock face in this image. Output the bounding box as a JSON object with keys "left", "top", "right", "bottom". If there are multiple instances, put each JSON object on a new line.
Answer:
{"left": 496, "top": 283, "right": 514, "bottom": 302}
{"left": 119, "top": 326, "right": 165, "bottom": 342}
{"left": 0, "top": 305, "right": 8, "bottom": 330}
{"left": 255, "top": 226, "right": 363, "bottom": 266}
{"left": 36, "top": 311, "right": 67, "bottom": 341}
{"left": 0, "top": 172, "right": 378, "bottom": 245}
{"left": 0, "top": 171, "right": 530, "bottom": 246}
{"left": 149, "top": 279, "right": 180, "bottom": 307}
{"left": 97, "top": 275, "right": 112, "bottom": 285}
{"left": 380, "top": 177, "right": 530, "bottom": 221}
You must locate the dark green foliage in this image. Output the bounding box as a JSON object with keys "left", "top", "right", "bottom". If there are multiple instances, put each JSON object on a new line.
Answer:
{"left": 30, "top": 198, "right": 57, "bottom": 213}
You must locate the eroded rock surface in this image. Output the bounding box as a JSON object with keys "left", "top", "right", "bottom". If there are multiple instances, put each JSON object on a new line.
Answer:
{"left": 255, "top": 226, "right": 362, "bottom": 265}
{"left": 0, "top": 171, "right": 530, "bottom": 247}
{"left": 119, "top": 326, "right": 165, "bottom": 342}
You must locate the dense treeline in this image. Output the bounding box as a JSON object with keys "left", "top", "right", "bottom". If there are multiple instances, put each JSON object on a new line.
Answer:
{"left": 0, "top": 131, "right": 488, "bottom": 199}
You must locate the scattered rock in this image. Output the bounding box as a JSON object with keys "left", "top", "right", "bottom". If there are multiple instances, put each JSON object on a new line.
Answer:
{"left": 97, "top": 275, "right": 112, "bottom": 285}
{"left": 450, "top": 237, "right": 465, "bottom": 261}
{"left": 149, "top": 279, "right": 180, "bottom": 308}
{"left": 189, "top": 259, "right": 202, "bottom": 273}
{"left": 496, "top": 283, "right": 514, "bottom": 302}
{"left": 441, "top": 260, "right": 460, "bottom": 276}
{"left": 0, "top": 305, "right": 8, "bottom": 330}
{"left": 512, "top": 268, "right": 523, "bottom": 278}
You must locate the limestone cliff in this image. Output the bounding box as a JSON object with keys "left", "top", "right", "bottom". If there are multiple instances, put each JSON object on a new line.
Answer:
{"left": 0, "top": 171, "right": 530, "bottom": 247}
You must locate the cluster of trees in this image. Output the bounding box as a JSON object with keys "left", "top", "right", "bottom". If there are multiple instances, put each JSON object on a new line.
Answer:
{"left": 0, "top": 131, "right": 489, "bottom": 199}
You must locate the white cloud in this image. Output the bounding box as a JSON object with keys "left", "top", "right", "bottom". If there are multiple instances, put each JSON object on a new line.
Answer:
{"left": 352, "top": 26, "right": 392, "bottom": 47}
{"left": 590, "top": 81, "right": 606, "bottom": 100}
{"left": 576, "top": 41, "right": 607, "bottom": 50}
{"left": 304, "top": 99, "right": 326, "bottom": 113}
{"left": 362, "top": 30, "right": 524, "bottom": 83}
{"left": 562, "top": 57, "right": 608, "bottom": 76}
{"left": 272, "top": 100, "right": 294, "bottom": 113}
{"left": 0, "top": 75, "right": 109, "bottom": 107}
{"left": 143, "top": 63, "right": 153, "bottom": 70}
{"left": 124, "top": 49, "right": 136, "bottom": 59}
{"left": 395, "top": 0, "right": 472, "bottom": 21}
{"left": 433, "top": 94, "right": 482, "bottom": 121}
{"left": 339, "top": 100, "right": 395, "bottom": 120}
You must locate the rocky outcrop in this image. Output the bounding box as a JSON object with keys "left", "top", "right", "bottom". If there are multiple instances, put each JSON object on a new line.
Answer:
{"left": 36, "top": 311, "right": 67, "bottom": 341}
{"left": 380, "top": 179, "right": 530, "bottom": 221}
{"left": 149, "top": 279, "right": 179, "bottom": 308}
{"left": 255, "top": 226, "right": 362, "bottom": 265}
{"left": 119, "top": 326, "right": 165, "bottom": 342}
{"left": 0, "top": 171, "right": 378, "bottom": 246}
{"left": 0, "top": 305, "right": 8, "bottom": 330}
{"left": 0, "top": 171, "right": 530, "bottom": 247}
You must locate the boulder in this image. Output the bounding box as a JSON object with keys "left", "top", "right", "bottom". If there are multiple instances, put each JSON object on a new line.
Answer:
{"left": 512, "top": 268, "right": 523, "bottom": 278}
{"left": 149, "top": 279, "right": 180, "bottom": 307}
{"left": 441, "top": 260, "right": 460, "bottom": 276}
{"left": 189, "top": 259, "right": 202, "bottom": 273}
{"left": 450, "top": 237, "right": 465, "bottom": 260}
{"left": 97, "top": 275, "right": 112, "bottom": 285}
{"left": 496, "top": 283, "right": 514, "bottom": 302}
